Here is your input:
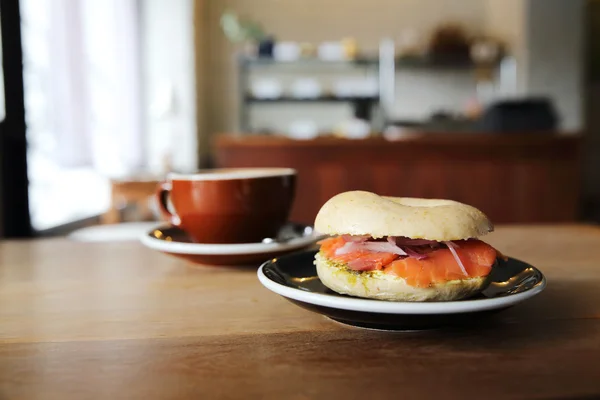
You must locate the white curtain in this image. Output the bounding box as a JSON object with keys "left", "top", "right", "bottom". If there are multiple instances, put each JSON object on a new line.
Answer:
{"left": 25, "top": 0, "right": 144, "bottom": 176}
{"left": 21, "top": 0, "right": 198, "bottom": 230}
{"left": 47, "top": 0, "right": 89, "bottom": 167}
{"left": 81, "top": 0, "right": 144, "bottom": 176}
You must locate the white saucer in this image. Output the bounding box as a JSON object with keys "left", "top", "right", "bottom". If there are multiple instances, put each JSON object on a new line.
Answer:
{"left": 140, "top": 223, "right": 323, "bottom": 265}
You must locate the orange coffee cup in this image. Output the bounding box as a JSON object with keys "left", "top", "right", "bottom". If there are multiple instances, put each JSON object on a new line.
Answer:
{"left": 156, "top": 168, "right": 296, "bottom": 244}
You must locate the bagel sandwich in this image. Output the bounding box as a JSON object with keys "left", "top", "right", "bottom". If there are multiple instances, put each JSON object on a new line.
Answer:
{"left": 313, "top": 190, "right": 504, "bottom": 302}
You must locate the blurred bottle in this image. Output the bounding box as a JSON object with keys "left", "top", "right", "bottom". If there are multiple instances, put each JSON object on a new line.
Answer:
{"left": 333, "top": 118, "right": 371, "bottom": 139}
{"left": 341, "top": 38, "right": 359, "bottom": 59}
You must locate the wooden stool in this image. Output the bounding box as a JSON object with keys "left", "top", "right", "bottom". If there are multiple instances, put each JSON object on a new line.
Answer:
{"left": 101, "top": 178, "right": 162, "bottom": 224}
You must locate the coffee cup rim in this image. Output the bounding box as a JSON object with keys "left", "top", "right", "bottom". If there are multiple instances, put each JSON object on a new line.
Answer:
{"left": 167, "top": 168, "right": 297, "bottom": 181}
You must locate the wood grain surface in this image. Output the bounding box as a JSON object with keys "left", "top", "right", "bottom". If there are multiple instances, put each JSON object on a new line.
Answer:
{"left": 1, "top": 225, "right": 600, "bottom": 399}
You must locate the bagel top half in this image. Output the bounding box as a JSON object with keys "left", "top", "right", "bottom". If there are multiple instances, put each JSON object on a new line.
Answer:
{"left": 314, "top": 190, "right": 493, "bottom": 242}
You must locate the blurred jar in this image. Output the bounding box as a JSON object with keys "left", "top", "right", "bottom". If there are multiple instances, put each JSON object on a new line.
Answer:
{"left": 287, "top": 120, "right": 319, "bottom": 140}
{"left": 290, "top": 78, "right": 322, "bottom": 99}
{"left": 318, "top": 41, "right": 346, "bottom": 61}
{"left": 341, "top": 38, "right": 359, "bottom": 59}
{"left": 470, "top": 39, "right": 501, "bottom": 64}
{"left": 273, "top": 41, "right": 301, "bottom": 61}
{"left": 299, "top": 42, "right": 316, "bottom": 58}
{"left": 250, "top": 78, "right": 283, "bottom": 99}
{"left": 334, "top": 118, "right": 371, "bottom": 139}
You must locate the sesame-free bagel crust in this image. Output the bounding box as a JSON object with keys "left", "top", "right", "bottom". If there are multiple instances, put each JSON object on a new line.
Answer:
{"left": 314, "top": 191, "right": 493, "bottom": 241}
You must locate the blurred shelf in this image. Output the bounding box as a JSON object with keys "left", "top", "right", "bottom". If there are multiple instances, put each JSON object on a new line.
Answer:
{"left": 395, "top": 54, "right": 500, "bottom": 69}
{"left": 237, "top": 52, "right": 506, "bottom": 132}
{"left": 244, "top": 95, "right": 379, "bottom": 103}
{"left": 240, "top": 54, "right": 503, "bottom": 70}
{"left": 240, "top": 56, "right": 378, "bottom": 67}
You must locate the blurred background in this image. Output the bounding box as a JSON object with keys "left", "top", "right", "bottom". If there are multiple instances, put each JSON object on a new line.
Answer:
{"left": 0, "top": 0, "right": 598, "bottom": 239}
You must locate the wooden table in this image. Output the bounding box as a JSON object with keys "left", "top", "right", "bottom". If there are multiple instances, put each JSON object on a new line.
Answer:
{"left": 1, "top": 225, "right": 600, "bottom": 399}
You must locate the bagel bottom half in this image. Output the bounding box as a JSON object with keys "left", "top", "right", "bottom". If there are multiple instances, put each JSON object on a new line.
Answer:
{"left": 314, "top": 252, "right": 489, "bottom": 302}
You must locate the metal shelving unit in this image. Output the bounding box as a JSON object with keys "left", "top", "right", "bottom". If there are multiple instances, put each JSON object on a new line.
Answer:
{"left": 237, "top": 51, "right": 506, "bottom": 133}
{"left": 238, "top": 55, "right": 381, "bottom": 132}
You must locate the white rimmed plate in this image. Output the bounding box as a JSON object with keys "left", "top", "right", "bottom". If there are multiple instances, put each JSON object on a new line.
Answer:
{"left": 258, "top": 250, "right": 546, "bottom": 330}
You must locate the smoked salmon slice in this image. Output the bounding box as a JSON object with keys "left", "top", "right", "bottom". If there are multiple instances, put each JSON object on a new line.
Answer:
{"left": 318, "top": 236, "right": 399, "bottom": 270}
{"left": 385, "top": 240, "right": 496, "bottom": 288}
{"left": 318, "top": 236, "right": 498, "bottom": 288}
{"left": 318, "top": 236, "right": 398, "bottom": 270}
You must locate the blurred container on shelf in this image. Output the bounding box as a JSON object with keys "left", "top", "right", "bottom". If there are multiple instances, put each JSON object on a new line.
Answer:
{"left": 287, "top": 120, "right": 319, "bottom": 140}
{"left": 257, "top": 36, "right": 275, "bottom": 58}
{"left": 477, "top": 98, "right": 559, "bottom": 132}
{"left": 334, "top": 118, "right": 371, "bottom": 139}
{"left": 317, "top": 41, "right": 347, "bottom": 61}
{"left": 273, "top": 42, "right": 301, "bottom": 61}
{"left": 299, "top": 42, "right": 316, "bottom": 58}
{"left": 341, "top": 38, "right": 359, "bottom": 59}
{"left": 250, "top": 78, "right": 283, "bottom": 99}
{"left": 290, "top": 78, "right": 322, "bottom": 99}
{"left": 428, "top": 23, "right": 471, "bottom": 62}
{"left": 383, "top": 124, "right": 421, "bottom": 141}
{"left": 470, "top": 38, "right": 501, "bottom": 65}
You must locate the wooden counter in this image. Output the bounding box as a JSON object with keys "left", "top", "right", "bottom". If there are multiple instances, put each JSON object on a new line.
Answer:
{"left": 214, "top": 133, "right": 583, "bottom": 225}
{"left": 1, "top": 225, "right": 600, "bottom": 399}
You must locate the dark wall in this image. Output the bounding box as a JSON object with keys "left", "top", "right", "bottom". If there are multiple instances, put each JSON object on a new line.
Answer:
{"left": 0, "top": 0, "right": 32, "bottom": 238}
{"left": 583, "top": 0, "right": 600, "bottom": 222}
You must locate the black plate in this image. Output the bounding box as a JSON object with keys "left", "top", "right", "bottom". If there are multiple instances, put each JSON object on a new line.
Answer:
{"left": 260, "top": 250, "right": 546, "bottom": 331}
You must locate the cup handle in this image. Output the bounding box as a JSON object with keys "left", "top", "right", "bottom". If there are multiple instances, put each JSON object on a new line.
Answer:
{"left": 155, "top": 181, "right": 180, "bottom": 226}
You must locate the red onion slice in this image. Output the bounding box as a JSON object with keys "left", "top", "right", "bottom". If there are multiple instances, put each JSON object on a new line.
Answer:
{"left": 334, "top": 240, "right": 407, "bottom": 256}
{"left": 444, "top": 241, "right": 468, "bottom": 276}
{"left": 403, "top": 247, "right": 428, "bottom": 260}
{"left": 388, "top": 237, "right": 435, "bottom": 259}
{"left": 334, "top": 241, "right": 363, "bottom": 255}
{"left": 445, "top": 241, "right": 459, "bottom": 249}
{"left": 363, "top": 242, "right": 407, "bottom": 255}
